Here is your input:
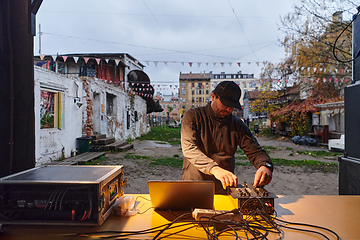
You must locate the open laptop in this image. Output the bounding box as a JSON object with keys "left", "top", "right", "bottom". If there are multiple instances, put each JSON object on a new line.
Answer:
{"left": 148, "top": 180, "right": 215, "bottom": 210}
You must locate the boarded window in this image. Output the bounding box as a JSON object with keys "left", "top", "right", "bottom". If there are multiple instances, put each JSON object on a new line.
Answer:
{"left": 106, "top": 93, "right": 116, "bottom": 116}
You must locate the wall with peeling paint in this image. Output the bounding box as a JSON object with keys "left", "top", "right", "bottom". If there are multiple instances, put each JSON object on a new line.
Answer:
{"left": 34, "top": 66, "right": 83, "bottom": 165}
{"left": 82, "top": 77, "right": 150, "bottom": 140}
{"left": 34, "top": 67, "right": 150, "bottom": 166}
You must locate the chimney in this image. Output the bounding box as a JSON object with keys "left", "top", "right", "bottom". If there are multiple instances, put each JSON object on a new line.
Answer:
{"left": 332, "top": 11, "right": 343, "bottom": 23}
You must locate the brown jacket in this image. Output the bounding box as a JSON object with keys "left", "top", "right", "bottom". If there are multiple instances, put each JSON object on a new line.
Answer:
{"left": 181, "top": 103, "right": 272, "bottom": 194}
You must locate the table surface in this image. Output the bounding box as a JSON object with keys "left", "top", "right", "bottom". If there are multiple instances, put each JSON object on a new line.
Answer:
{"left": 1, "top": 194, "right": 359, "bottom": 239}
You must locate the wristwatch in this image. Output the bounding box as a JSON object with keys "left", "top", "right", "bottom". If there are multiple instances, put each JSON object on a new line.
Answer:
{"left": 261, "top": 162, "right": 273, "bottom": 172}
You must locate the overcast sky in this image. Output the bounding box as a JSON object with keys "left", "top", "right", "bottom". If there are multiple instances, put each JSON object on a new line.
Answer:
{"left": 35, "top": 0, "right": 300, "bottom": 95}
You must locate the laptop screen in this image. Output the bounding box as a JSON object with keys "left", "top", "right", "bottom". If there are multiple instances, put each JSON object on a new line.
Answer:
{"left": 148, "top": 180, "right": 215, "bottom": 210}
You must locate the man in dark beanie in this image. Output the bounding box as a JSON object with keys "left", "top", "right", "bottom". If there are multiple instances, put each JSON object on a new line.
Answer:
{"left": 181, "top": 81, "right": 273, "bottom": 194}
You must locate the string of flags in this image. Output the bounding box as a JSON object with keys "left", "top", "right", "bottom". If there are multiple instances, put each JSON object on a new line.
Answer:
{"left": 39, "top": 54, "right": 352, "bottom": 75}
{"left": 144, "top": 60, "right": 249, "bottom": 67}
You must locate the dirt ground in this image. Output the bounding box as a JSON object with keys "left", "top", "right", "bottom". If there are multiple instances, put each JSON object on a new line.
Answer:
{"left": 100, "top": 135, "right": 340, "bottom": 196}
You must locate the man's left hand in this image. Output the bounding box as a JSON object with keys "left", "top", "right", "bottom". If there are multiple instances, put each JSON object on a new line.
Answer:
{"left": 253, "top": 166, "right": 272, "bottom": 188}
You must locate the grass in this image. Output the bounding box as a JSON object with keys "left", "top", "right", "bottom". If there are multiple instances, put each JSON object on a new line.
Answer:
{"left": 296, "top": 150, "right": 343, "bottom": 157}
{"left": 150, "top": 157, "right": 183, "bottom": 168}
{"left": 236, "top": 158, "right": 338, "bottom": 173}
{"left": 122, "top": 153, "right": 183, "bottom": 168}
{"left": 83, "top": 156, "right": 106, "bottom": 165}
{"left": 137, "top": 125, "right": 181, "bottom": 145}
{"left": 236, "top": 148, "right": 245, "bottom": 155}
{"left": 124, "top": 154, "right": 150, "bottom": 160}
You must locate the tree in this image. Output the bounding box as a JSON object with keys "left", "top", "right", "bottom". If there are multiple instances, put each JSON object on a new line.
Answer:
{"left": 167, "top": 105, "right": 173, "bottom": 123}
{"left": 258, "top": 1, "right": 356, "bottom": 136}
{"left": 278, "top": 0, "right": 355, "bottom": 97}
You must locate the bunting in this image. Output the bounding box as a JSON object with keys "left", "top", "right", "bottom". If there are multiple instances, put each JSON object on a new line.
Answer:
{"left": 36, "top": 55, "right": 351, "bottom": 78}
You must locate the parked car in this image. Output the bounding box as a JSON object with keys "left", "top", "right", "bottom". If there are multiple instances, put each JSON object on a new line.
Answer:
{"left": 328, "top": 134, "right": 344, "bottom": 151}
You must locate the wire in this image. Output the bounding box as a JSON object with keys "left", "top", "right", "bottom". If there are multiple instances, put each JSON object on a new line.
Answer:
{"left": 332, "top": 7, "right": 360, "bottom": 63}
{"left": 64, "top": 196, "right": 340, "bottom": 240}
{"left": 274, "top": 217, "right": 340, "bottom": 240}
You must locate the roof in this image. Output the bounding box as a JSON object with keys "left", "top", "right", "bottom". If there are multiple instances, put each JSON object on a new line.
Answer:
{"left": 313, "top": 101, "right": 344, "bottom": 109}
{"left": 244, "top": 90, "right": 260, "bottom": 100}
{"left": 180, "top": 72, "right": 211, "bottom": 80}
{"left": 34, "top": 53, "right": 145, "bottom": 67}
{"left": 285, "top": 84, "right": 300, "bottom": 95}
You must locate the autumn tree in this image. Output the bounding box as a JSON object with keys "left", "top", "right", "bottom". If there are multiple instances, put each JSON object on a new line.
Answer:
{"left": 279, "top": 0, "right": 356, "bottom": 97}
{"left": 259, "top": 0, "right": 356, "bottom": 136}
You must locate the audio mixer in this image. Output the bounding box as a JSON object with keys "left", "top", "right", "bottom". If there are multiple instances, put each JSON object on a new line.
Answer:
{"left": 227, "top": 181, "right": 276, "bottom": 215}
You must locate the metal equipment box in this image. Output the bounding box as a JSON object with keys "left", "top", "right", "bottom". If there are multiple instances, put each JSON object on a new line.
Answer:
{"left": 0, "top": 165, "right": 125, "bottom": 226}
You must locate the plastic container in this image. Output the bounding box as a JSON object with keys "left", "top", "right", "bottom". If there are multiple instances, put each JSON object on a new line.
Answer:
{"left": 76, "top": 137, "right": 92, "bottom": 154}
{"left": 254, "top": 123, "right": 259, "bottom": 133}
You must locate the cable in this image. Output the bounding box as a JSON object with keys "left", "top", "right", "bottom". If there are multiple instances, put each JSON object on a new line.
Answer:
{"left": 332, "top": 6, "right": 360, "bottom": 63}
{"left": 65, "top": 196, "right": 340, "bottom": 240}
{"left": 274, "top": 217, "right": 340, "bottom": 240}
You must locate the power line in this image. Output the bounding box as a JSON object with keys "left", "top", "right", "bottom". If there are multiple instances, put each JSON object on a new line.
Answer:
{"left": 41, "top": 32, "right": 276, "bottom": 62}
{"left": 227, "top": 0, "right": 259, "bottom": 62}
{"left": 40, "top": 10, "right": 278, "bottom": 19}
{"left": 141, "top": 0, "right": 187, "bottom": 62}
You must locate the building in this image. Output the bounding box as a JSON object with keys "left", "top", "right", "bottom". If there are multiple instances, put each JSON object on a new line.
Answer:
{"left": 179, "top": 71, "right": 262, "bottom": 118}
{"left": 243, "top": 90, "right": 260, "bottom": 121}
{"left": 151, "top": 93, "right": 180, "bottom": 125}
{"left": 179, "top": 72, "right": 211, "bottom": 112}
{"left": 33, "top": 53, "right": 153, "bottom": 165}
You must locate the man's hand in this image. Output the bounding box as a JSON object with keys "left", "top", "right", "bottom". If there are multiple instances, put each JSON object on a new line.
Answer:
{"left": 253, "top": 166, "right": 272, "bottom": 188}
{"left": 210, "top": 166, "right": 238, "bottom": 189}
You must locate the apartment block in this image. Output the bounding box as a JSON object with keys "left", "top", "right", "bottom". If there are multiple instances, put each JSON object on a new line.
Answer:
{"left": 179, "top": 71, "right": 261, "bottom": 117}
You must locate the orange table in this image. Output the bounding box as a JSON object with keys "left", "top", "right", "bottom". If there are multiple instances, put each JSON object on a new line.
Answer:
{"left": 1, "top": 194, "right": 358, "bottom": 239}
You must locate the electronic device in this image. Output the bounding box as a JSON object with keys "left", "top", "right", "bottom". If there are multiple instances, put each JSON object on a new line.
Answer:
{"left": 148, "top": 180, "right": 214, "bottom": 210}
{"left": 192, "top": 208, "right": 242, "bottom": 222}
{"left": 0, "top": 165, "right": 126, "bottom": 226}
{"left": 227, "top": 181, "right": 276, "bottom": 215}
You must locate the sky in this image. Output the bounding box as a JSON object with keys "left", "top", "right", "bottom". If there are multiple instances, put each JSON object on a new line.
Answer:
{"left": 35, "top": 0, "right": 300, "bottom": 95}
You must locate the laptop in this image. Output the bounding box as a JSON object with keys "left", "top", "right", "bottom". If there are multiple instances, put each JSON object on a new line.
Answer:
{"left": 148, "top": 180, "right": 215, "bottom": 210}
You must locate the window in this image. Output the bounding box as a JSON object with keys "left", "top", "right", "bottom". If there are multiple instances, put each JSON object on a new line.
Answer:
{"left": 106, "top": 93, "right": 117, "bottom": 116}
{"left": 226, "top": 75, "right": 231, "bottom": 79}
{"left": 249, "top": 81, "right": 256, "bottom": 88}
{"left": 134, "top": 111, "right": 138, "bottom": 121}
{"left": 40, "top": 89, "right": 64, "bottom": 129}
{"left": 173, "top": 104, "right": 176, "bottom": 109}
{"left": 127, "top": 111, "right": 130, "bottom": 129}
{"left": 192, "top": 90, "right": 195, "bottom": 95}
{"left": 57, "top": 62, "right": 66, "bottom": 74}
{"left": 182, "top": 90, "right": 186, "bottom": 95}
{"left": 206, "top": 90, "right": 209, "bottom": 94}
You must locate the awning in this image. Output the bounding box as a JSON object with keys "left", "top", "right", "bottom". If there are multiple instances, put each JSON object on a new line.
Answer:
{"left": 127, "top": 70, "right": 163, "bottom": 114}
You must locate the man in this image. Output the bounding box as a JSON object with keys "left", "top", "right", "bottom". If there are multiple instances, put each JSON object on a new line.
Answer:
{"left": 181, "top": 81, "right": 273, "bottom": 194}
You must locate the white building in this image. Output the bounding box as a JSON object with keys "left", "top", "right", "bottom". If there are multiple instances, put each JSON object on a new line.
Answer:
{"left": 34, "top": 66, "right": 149, "bottom": 166}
